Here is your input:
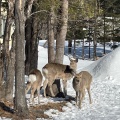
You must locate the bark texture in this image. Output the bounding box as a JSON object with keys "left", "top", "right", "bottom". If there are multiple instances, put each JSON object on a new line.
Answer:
{"left": 14, "top": 0, "right": 28, "bottom": 116}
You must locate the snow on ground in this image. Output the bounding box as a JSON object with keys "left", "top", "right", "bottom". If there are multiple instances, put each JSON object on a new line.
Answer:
{"left": 33, "top": 41, "right": 120, "bottom": 120}
{"left": 2, "top": 40, "right": 120, "bottom": 120}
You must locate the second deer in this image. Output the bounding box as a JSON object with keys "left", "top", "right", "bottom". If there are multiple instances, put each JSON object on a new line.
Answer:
{"left": 25, "top": 69, "right": 43, "bottom": 105}
{"left": 72, "top": 71, "right": 92, "bottom": 109}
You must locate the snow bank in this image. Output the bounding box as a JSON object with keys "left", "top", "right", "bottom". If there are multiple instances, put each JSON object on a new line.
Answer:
{"left": 84, "top": 47, "right": 120, "bottom": 85}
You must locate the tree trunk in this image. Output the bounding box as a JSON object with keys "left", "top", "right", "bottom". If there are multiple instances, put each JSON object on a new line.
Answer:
{"left": 5, "top": 32, "right": 15, "bottom": 102}
{"left": 14, "top": 0, "right": 28, "bottom": 116}
{"left": 4, "top": 0, "right": 15, "bottom": 102}
{"left": 29, "top": 10, "right": 39, "bottom": 71}
{"left": 93, "top": 1, "right": 97, "bottom": 60}
{"left": 48, "top": 6, "right": 55, "bottom": 63}
{"left": 25, "top": 2, "right": 39, "bottom": 73}
{"left": 0, "top": 4, "right": 4, "bottom": 98}
{"left": 25, "top": 18, "right": 32, "bottom": 75}
{"left": 82, "top": 39, "right": 85, "bottom": 60}
{"left": 0, "top": 59, "right": 4, "bottom": 100}
{"left": 46, "top": 0, "right": 68, "bottom": 97}
{"left": 68, "top": 39, "right": 72, "bottom": 54}
{"left": 103, "top": 0, "right": 106, "bottom": 54}
{"left": 24, "top": 0, "right": 35, "bottom": 75}
{"left": 55, "top": 0, "right": 68, "bottom": 64}
{"left": 0, "top": 0, "right": 2, "bottom": 36}
{"left": 73, "top": 39, "right": 76, "bottom": 57}
{"left": 3, "top": 3, "right": 13, "bottom": 82}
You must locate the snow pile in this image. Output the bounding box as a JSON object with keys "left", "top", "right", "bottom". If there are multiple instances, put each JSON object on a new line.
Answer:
{"left": 84, "top": 47, "right": 120, "bottom": 85}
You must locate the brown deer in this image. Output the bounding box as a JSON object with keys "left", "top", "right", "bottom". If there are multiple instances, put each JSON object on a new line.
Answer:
{"left": 25, "top": 69, "right": 43, "bottom": 105}
{"left": 42, "top": 57, "right": 78, "bottom": 97}
{"left": 72, "top": 71, "right": 92, "bottom": 109}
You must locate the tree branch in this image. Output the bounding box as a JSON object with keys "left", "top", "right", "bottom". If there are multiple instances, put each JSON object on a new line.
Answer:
{"left": 27, "top": 10, "right": 49, "bottom": 19}
{"left": 25, "top": 0, "right": 34, "bottom": 19}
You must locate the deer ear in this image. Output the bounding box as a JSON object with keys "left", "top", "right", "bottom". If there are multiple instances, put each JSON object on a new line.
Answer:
{"left": 78, "top": 72, "right": 83, "bottom": 78}
{"left": 69, "top": 56, "right": 77, "bottom": 61}
{"left": 68, "top": 55, "right": 74, "bottom": 60}
{"left": 69, "top": 56, "right": 78, "bottom": 63}
{"left": 69, "top": 56, "right": 72, "bottom": 61}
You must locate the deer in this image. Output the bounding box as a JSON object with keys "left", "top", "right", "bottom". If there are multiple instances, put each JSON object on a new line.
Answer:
{"left": 72, "top": 71, "right": 92, "bottom": 109}
{"left": 42, "top": 57, "right": 78, "bottom": 97}
{"left": 25, "top": 69, "right": 43, "bottom": 105}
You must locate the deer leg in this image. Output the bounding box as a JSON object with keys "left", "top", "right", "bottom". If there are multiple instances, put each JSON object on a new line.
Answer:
{"left": 48, "top": 79, "right": 55, "bottom": 97}
{"left": 62, "top": 80, "right": 67, "bottom": 97}
{"left": 87, "top": 87, "right": 92, "bottom": 104}
{"left": 79, "top": 89, "right": 85, "bottom": 109}
{"left": 25, "top": 82, "right": 31, "bottom": 95}
{"left": 76, "top": 91, "right": 79, "bottom": 105}
{"left": 79, "top": 90, "right": 82, "bottom": 109}
{"left": 37, "top": 85, "right": 40, "bottom": 104}
{"left": 43, "top": 79, "right": 48, "bottom": 97}
{"left": 81, "top": 89, "right": 85, "bottom": 102}
{"left": 30, "top": 86, "right": 36, "bottom": 105}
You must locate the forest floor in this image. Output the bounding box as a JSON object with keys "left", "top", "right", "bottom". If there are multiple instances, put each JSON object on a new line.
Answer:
{"left": 0, "top": 99, "right": 68, "bottom": 120}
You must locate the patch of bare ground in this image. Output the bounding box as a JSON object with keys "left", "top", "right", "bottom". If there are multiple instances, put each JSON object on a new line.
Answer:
{"left": 0, "top": 101, "right": 67, "bottom": 119}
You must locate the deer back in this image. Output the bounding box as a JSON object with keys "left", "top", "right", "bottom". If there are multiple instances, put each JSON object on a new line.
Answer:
{"left": 78, "top": 71, "right": 92, "bottom": 89}
{"left": 42, "top": 63, "right": 67, "bottom": 79}
{"left": 29, "top": 69, "right": 43, "bottom": 83}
